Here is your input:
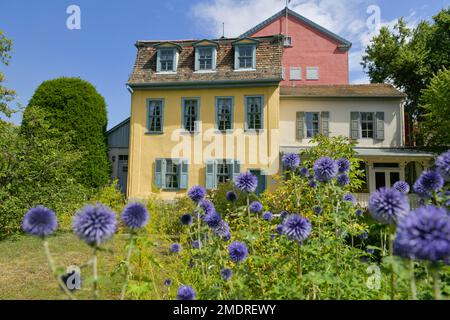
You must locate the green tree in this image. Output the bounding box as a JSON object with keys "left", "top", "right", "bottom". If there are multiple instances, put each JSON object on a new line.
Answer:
{"left": 362, "top": 8, "right": 450, "bottom": 145}
{"left": 22, "top": 77, "right": 111, "bottom": 189}
{"left": 419, "top": 68, "right": 450, "bottom": 151}
{"left": 0, "top": 30, "right": 17, "bottom": 118}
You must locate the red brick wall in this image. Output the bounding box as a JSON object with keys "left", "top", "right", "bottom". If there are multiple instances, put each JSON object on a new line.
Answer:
{"left": 250, "top": 15, "right": 349, "bottom": 86}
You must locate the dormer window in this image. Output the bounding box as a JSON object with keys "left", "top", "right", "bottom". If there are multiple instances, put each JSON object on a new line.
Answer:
{"left": 193, "top": 40, "right": 218, "bottom": 72}
{"left": 154, "top": 42, "right": 182, "bottom": 73}
{"left": 232, "top": 37, "right": 259, "bottom": 71}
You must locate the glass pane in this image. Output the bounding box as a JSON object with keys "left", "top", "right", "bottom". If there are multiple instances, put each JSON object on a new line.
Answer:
{"left": 390, "top": 172, "right": 400, "bottom": 186}
{"left": 375, "top": 172, "right": 386, "bottom": 190}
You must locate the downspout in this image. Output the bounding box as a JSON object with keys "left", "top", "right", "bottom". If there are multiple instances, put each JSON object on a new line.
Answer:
{"left": 126, "top": 84, "right": 134, "bottom": 199}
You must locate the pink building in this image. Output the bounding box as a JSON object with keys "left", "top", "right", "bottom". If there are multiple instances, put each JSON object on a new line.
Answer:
{"left": 241, "top": 8, "right": 351, "bottom": 86}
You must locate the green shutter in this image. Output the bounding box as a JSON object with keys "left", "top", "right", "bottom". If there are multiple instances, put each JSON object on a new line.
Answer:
{"left": 155, "top": 158, "right": 165, "bottom": 188}
{"left": 232, "top": 160, "right": 241, "bottom": 182}
{"left": 350, "top": 112, "right": 360, "bottom": 139}
{"left": 179, "top": 159, "right": 189, "bottom": 189}
{"left": 234, "top": 47, "right": 240, "bottom": 70}
{"left": 194, "top": 48, "right": 200, "bottom": 71}
{"left": 320, "top": 111, "right": 330, "bottom": 136}
{"left": 205, "top": 159, "right": 216, "bottom": 190}
{"left": 296, "top": 112, "right": 304, "bottom": 140}
{"left": 375, "top": 112, "right": 385, "bottom": 140}
{"left": 156, "top": 50, "right": 161, "bottom": 72}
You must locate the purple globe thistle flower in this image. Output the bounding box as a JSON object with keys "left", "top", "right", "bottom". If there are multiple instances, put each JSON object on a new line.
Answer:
{"left": 313, "top": 157, "right": 338, "bottom": 182}
{"left": 170, "top": 243, "right": 181, "bottom": 254}
{"left": 368, "top": 187, "right": 410, "bottom": 225}
{"left": 313, "top": 206, "right": 322, "bottom": 214}
{"left": 279, "top": 211, "right": 289, "bottom": 220}
{"left": 226, "top": 191, "right": 238, "bottom": 202}
{"left": 394, "top": 205, "right": 450, "bottom": 262}
{"left": 355, "top": 209, "right": 364, "bottom": 216}
{"left": 343, "top": 193, "right": 356, "bottom": 205}
{"left": 220, "top": 268, "right": 233, "bottom": 281}
{"left": 436, "top": 150, "right": 450, "bottom": 181}
{"left": 188, "top": 185, "right": 206, "bottom": 203}
{"left": 276, "top": 224, "right": 284, "bottom": 235}
{"left": 235, "top": 172, "right": 258, "bottom": 193}
{"left": 308, "top": 179, "right": 318, "bottom": 188}
{"left": 228, "top": 241, "right": 248, "bottom": 263}
{"left": 192, "top": 240, "right": 202, "bottom": 250}
{"left": 299, "top": 167, "right": 309, "bottom": 177}
{"left": 213, "top": 220, "right": 230, "bottom": 238}
{"left": 336, "top": 173, "right": 350, "bottom": 187}
{"left": 308, "top": 174, "right": 315, "bottom": 180}
{"left": 72, "top": 204, "right": 117, "bottom": 246}
{"left": 204, "top": 211, "right": 222, "bottom": 228}
{"left": 177, "top": 285, "right": 196, "bottom": 300}
{"left": 359, "top": 231, "right": 368, "bottom": 240}
{"left": 249, "top": 201, "right": 263, "bottom": 213}
{"left": 282, "top": 153, "right": 300, "bottom": 170}
{"left": 180, "top": 213, "right": 193, "bottom": 226}
{"left": 164, "top": 279, "right": 172, "bottom": 286}
{"left": 393, "top": 181, "right": 410, "bottom": 194}
{"left": 222, "top": 231, "right": 232, "bottom": 241}
{"left": 262, "top": 211, "right": 273, "bottom": 221}
{"left": 337, "top": 158, "right": 350, "bottom": 173}
{"left": 282, "top": 214, "right": 312, "bottom": 243}
{"left": 413, "top": 170, "right": 444, "bottom": 198}
{"left": 366, "top": 248, "right": 375, "bottom": 254}
{"left": 121, "top": 203, "right": 149, "bottom": 229}
{"left": 22, "top": 206, "right": 58, "bottom": 237}
{"left": 199, "top": 199, "right": 215, "bottom": 216}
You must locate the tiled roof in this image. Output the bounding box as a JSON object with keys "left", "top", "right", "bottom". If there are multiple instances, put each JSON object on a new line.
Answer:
{"left": 280, "top": 84, "right": 406, "bottom": 98}
{"left": 241, "top": 8, "right": 352, "bottom": 49}
{"left": 128, "top": 35, "right": 283, "bottom": 87}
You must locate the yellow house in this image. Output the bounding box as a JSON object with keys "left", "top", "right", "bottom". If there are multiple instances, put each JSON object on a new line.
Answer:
{"left": 126, "top": 36, "right": 283, "bottom": 200}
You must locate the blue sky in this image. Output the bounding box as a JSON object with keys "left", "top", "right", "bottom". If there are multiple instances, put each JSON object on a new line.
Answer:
{"left": 1, "top": 0, "right": 449, "bottom": 129}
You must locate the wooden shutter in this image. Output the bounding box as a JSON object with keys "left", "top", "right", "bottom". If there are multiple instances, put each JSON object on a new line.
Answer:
{"left": 205, "top": 159, "right": 216, "bottom": 190}
{"left": 232, "top": 160, "right": 241, "bottom": 182}
{"left": 179, "top": 159, "right": 189, "bottom": 189}
{"left": 234, "top": 47, "right": 240, "bottom": 70}
{"left": 375, "top": 112, "right": 385, "bottom": 140}
{"left": 350, "top": 112, "right": 360, "bottom": 139}
{"left": 296, "top": 112, "right": 304, "bottom": 140}
{"left": 155, "top": 158, "right": 165, "bottom": 188}
{"left": 194, "top": 48, "right": 200, "bottom": 71}
{"left": 156, "top": 50, "right": 161, "bottom": 72}
{"left": 320, "top": 111, "right": 330, "bottom": 136}
{"left": 194, "top": 99, "right": 200, "bottom": 132}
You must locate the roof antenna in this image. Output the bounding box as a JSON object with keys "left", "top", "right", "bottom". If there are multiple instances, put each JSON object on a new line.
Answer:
{"left": 221, "top": 22, "right": 225, "bottom": 38}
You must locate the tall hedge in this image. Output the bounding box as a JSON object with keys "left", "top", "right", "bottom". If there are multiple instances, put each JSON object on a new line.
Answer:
{"left": 22, "top": 77, "right": 110, "bottom": 189}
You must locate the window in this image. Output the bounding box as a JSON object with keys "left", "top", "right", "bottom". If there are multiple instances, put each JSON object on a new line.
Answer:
{"left": 305, "top": 112, "right": 320, "bottom": 138}
{"left": 182, "top": 98, "right": 199, "bottom": 132}
{"left": 147, "top": 99, "right": 164, "bottom": 133}
{"left": 205, "top": 159, "right": 240, "bottom": 189}
{"left": 306, "top": 67, "right": 319, "bottom": 80}
{"left": 198, "top": 48, "right": 213, "bottom": 70}
{"left": 118, "top": 155, "right": 128, "bottom": 161}
{"left": 216, "top": 97, "right": 233, "bottom": 131}
{"left": 158, "top": 49, "right": 176, "bottom": 72}
{"left": 361, "top": 112, "right": 374, "bottom": 138}
{"left": 290, "top": 67, "right": 302, "bottom": 80}
{"left": 245, "top": 96, "right": 263, "bottom": 130}
{"left": 155, "top": 158, "right": 189, "bottom": 190}
{"left": 235, "top": 45, "right": 256, "bottom": 70}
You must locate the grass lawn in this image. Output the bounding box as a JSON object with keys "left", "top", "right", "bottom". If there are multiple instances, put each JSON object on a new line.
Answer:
{"left": 0, "top": 232, "right": 126, "bottom": 300}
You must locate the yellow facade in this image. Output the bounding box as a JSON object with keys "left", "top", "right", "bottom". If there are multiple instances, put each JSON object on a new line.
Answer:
{"left": 127, "top": 86, "right": 280, "bottom": 200}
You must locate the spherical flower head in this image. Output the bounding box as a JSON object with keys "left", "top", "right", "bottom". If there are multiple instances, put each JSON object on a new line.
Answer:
{"left": 177, "top": 285, "right": 196, "bottom": 300}
{"left": 366, "top": 248, "right": 375, "bottom": 255}
{"left": 413, "top": 170, "right": 444, "bottom": 198}
{"left": 299, "top": 167, "right": 309, "bottom": 177}
{"left": 228, "top": 241, "right": 248, "bottom": 263}
{"left": 72, "top": 204, "right": 117, "bottom": 246}
{"left": 436, "top": 150, "right": 450, "bottom": 181}
{"left": 164, "top": 279, "right": 172, "bottom": 286}
{"left": 313, "top": 157, "right": 338, "bottom": 182}
{"left": 313, "top": 206, "right": 322, "bottom": 214}
{"left": 393, "top": 181, "right": 410, "bottom": 194}
{"left": 355, "top": 209, "right": 364, "bottom": 216}
{"left": 283, "top": 214, "right": 312, "bottom": 243}
{"left": 368, "top": 187, "right": 410, "bottom": 225}
{"left": 204, "top": 211, "right": 222, "bottom": 228}
{"left": 308, "top": 179, "right": 318, "bottom": 188}
{"left": 170, "top": 243, "right": 181, "bottom": 254}
{"left": 337, "top": 158, "right": 350, "bottom": 173}
{"left": 213, "top": 220, "right": 230, "bottom": 238}
{"left": 199, "top": 199, "right": 215, "bottom": 216}
{"left": 262, "top": 211, "right": 273, "bottom": 221}
{"left": 282, "top": 153, "right": 300, "bottom": 170}
{"left": 180, "top": 213, "right": 193, "bottom": 226}
{"left": 222, "top": 231, "right": 232, "bottom": 241}
{"left": 121, "top": 203, "right": 149, "bottom": 229}
{"left": 192, "top": 240, "right": 202, "bottom": 250}
{"left": 343, "top": 193, "right": 356, "bottom": 205}
{"left": 235, "top": 172, "right": 258, "bottom": 193}
{"left": 394, "top": 205, "right": 450, "bottom": 262}
{"left": 279, "top": 210, "right": 289, "bottom": 220}
{"left": 22, "top": 206, "right": 58, "bottom": 237}
{"left": 276, "top": 224, "right": 284, "bottom": 235}
{"left": 336, "top": 173, "right": 350, "bottom": 187}
{"left": 359, "top": 231, "right": 368, "bottom": 240}
{"left": 220, "top": 268, "right": 233, "bottom": 281}
{"left": 249, "top": 201, "right": 263, "bottom": 213}
{"left": 226, "top": 191, "right": 238, "bottom": 202}
{"left": 188, "top": 185, "right": 206, "bottom": 203}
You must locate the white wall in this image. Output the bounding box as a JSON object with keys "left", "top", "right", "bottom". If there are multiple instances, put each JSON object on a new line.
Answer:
{"left": 279, "top": 98, "right": 403, "bottom": 148}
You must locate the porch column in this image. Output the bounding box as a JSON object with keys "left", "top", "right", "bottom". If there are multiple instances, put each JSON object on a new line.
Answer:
{"left": 367, "top": 162, "right": 374, "bottom": 193}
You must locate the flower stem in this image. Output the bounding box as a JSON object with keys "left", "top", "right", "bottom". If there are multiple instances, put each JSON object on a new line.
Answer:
{"left": 120, "top": 233, "right": 135, "bottom": 300}
{"left": 431, "top": 263, "right": 442, "bottom": 300}
{"left": 409, "top": 260, "right": 417, "bottom": 300}
{"left": 92, "top": 247, "right": 99, "bottom": 300}
{"left": 388, "top": 233, "right": 395, "bottom": 300}
{"left": 43, "top": 240, "right": 77, "bottom": 300}
{"left": 296, "top": 244, "right": 303, "bottom": 299}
